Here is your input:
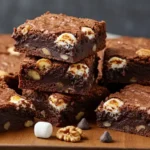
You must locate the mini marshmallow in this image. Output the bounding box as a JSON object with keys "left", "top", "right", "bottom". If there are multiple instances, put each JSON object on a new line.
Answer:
{"left": 67, "top": 63, "right": 89, "bottom": 80}
{"left": 108, "top": 57, "right": 127, "bottom": 70}
{"left": 54, "top": 33, "right": 77, "bottom": 49}
{"left": 34, "top": 122, "right": 53, "bottom": 138}
{"left": 103, "top": 98, "right": 124, "bottom": 119}
{"left": 81, "top": 27, "right": 95, "bottom": 40}
{"left": 48, "top": 94, "right": 67, "bottom": 111}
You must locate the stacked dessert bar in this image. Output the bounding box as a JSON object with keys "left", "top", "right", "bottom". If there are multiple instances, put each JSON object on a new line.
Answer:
{"left": 96, "top": 37, "right": 150, "bottom": 137}
{"left": 12, "top": 12, "right": 108, "bottom": 126}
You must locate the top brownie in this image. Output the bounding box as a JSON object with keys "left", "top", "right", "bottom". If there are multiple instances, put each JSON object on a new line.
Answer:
{"left": 103, "top": 37, "right": 150, "bottom": 84}
{"left": 12, "top": 12, "right": 106, "bottom": 63}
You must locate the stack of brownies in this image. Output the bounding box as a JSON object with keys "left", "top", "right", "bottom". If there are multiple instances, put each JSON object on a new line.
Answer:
{"left": 12, "top": 12, "right": 109, "bottom": 126}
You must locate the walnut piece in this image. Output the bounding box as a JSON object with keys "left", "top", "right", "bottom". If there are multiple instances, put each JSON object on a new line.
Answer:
{"left": 36, "top": 58, "right": 52, "bottom": 71}
{"left": 56, "top": 126, "right": 82, "bottom": 142}
{"left": 136, "top": 49, "right": 150, "bottom": 58}
{"left": 21, "top": 25, "right": 31, "bottom": 35}
{"left": 28, "top": 70, "right": 41, "bottom": 80}
{"left": 41, "top": 48, "right": 51, "bottom": 56}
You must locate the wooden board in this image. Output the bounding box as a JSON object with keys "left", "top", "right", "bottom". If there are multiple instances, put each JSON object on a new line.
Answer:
{"left": 0, "top": 124, "right": 150, "bottom": 150}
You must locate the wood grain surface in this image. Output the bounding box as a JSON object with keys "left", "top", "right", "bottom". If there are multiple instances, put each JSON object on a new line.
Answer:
{"left": 0, "top": 123, "right": 149, "bottom": 150}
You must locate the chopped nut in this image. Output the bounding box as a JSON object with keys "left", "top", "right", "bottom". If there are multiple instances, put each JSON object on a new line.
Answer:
{"left": 92, "top": 44, "right": 97, "bottom": 51}
{"left": 136, "top": 49, "right": 150, "bottom": 58}
{"left": 136, "top": 125, "right": 146, "bottom": 132}
{"left": 103, "top": 121, "right": 112, "bottom": 127}
{"left": 48, "top": 94, "right": 67, "bottom": 111}
{"left": 36, "top": 58, "right": 52, "bottom": 71}
{"left": 60, "top": 54, "right": 69, "bottom": 60}
{"left": 28, "top": 70, "right": 41, "bottom": 80}
{"left": 130, "top": 77, "right": 137, "bottom": 83}
{"left": 4, "top": 122, "right": 10, "bottom": 130}
{"left": 24, "top": 120, "right": 34, "bottom": 127}
{"left": 0, "top": 70, "right": 9, "bottom": 78}
{"left": 67, "top": 63, "right": 89, "bottom": 80}
{"left": 10, "top": 95, "right": 22, "bottom": 104}
{"left": 55, "top": 33, "right": 77, "bottom": 49}
{"left": 56, "top": 82, "right": 64, "bottom": 89}
{"left": 81, "top": 27, "right": 95, "bottom": 40}
{"left": 103, "top": 98, "right": 124, "bottom": 119}
{"left": 75, "top": 111, "right": 85, "bottom": 120}
{"left": 108, "top": 57, "right": 127, "bottom": 70}
{"left": 21, "top": 25, "right": 31, "bottom": 35}
{"left": 56, "top": 126, "right": 82, "bottom": 142}
{"left": 40, "top": 110, "right": 46, "bottom": 118}
{"left": 7, "top": 46, "right": 20, "bottom": 56}
{"left": 41, "top": 48, "right": 51, "bottom": 56}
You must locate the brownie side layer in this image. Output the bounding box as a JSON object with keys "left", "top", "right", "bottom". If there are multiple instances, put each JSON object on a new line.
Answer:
{"left": 96, "top": 84, "right": 150, "bottom": 137}
{"left": 19, "top": 55, "right": 97, "bottom": 95}
{"left": 0, "top": 80, "right": 35, "bottom": 132}
{"left": 23, "top": 85, "right": 109, "bottom": 127}
{"left": 103, "top": 37, "right": 150, "bottom": 85}
{"left": 12, "top": 12, "right": 106, "bottom": 63}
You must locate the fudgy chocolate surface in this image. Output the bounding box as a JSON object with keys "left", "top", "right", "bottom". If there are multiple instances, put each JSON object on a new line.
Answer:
{"left": 12, "top": 12, "right": 106, "bottom": 63}
{"left": 19, "top": 55, "right": 97, "bottom": 95}
{"left": 103, "top": 37, "right": 150, "bottom": 85}
{"left": 0, "top": 80, "right": 35, "bottom": 132}
{"left": 96, "top": 84, "right": 150, "bottom": 137}
{"left": 23, "top": 85, "right": 109, "bottom": 127}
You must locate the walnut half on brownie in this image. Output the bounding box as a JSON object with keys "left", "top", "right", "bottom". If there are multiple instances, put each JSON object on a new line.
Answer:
{"left": 102, "top": 37, "right": 150, "bottom": 85}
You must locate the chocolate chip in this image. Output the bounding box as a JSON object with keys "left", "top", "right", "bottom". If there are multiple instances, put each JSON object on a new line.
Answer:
{"left": 100, "top": 131, "right": 113, "bottom": 143}
{"left": 77, "top": 118, "right": 90, "bottom": 130}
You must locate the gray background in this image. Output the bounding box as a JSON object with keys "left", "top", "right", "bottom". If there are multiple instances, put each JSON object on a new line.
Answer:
{"left": 0, "top": 0, "right": 150, "bottom": 37}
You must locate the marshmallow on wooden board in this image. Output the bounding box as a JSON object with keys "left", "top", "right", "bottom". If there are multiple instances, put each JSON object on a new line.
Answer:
{"left": 34, "top": 122, "right": 53, "bottom": 138}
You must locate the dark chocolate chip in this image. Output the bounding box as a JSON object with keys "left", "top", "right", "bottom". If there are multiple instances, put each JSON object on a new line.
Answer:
{"left": 100, "top": 131, "right": 113, "bottom": 143}
{"left": 77, "top": 118, "right": 90, "bottom": 130}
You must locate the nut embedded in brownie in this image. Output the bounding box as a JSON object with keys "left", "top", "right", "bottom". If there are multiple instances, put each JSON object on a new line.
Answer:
{"left": 96, "top": 84, "right": 150, "bottom": 137}
{"left": 23, "top": 85, "right": 109, "bottom": 127}
{"left": 12, "top": 12, "right": 106, "bottom": 63}
{"left": 102, "top": 37, "right": 150, "bottom": 85}
{"left": 19, "top": 55, "right": 97, "bottom": 95}
{"left": 0, "top": 80, "right": 35, "bottom": 132}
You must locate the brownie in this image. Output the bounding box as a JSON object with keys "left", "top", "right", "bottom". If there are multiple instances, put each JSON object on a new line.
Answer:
{"left": 19, "top": 55, "right": 97, "bottom": 95}
{"left": 12, "top": 12, "right": 106, "bottom": 63}
{"left": 96, "top": 84, "right": 150, "bottom": 137}
{"left": 23, "top": 85, "right": 109, "bottom": 127}
{"left": 103, "top": 37, "right": 150, "bottom": 85}
{"left": 0, "top": 35, "right": 24, "bottom": 91}
{"left": 0, "top": 80, "right": 35, "bottom": 132}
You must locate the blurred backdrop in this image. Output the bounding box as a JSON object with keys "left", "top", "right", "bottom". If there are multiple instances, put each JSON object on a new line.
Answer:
{"left": 0, "top": 0, "right": 150, "bottom": 37}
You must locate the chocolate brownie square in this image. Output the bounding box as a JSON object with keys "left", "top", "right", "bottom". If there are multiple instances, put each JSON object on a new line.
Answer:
{"left": 12, "top": 12, "right": 106, "bottom": 63}
{"left": 103, "top": 37, "right": 150, "bottom": 85}
{"left": 0, "top": 80, "right": 35, "bottom": 132}
{"left": 19, "top": 55, "right": 97, "bottom": 95}
{"left": 96, "top": 84, "right": 150, "bottom": 137}
{"left": 23, "top": 85, "right": 109, "bottom": 127}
